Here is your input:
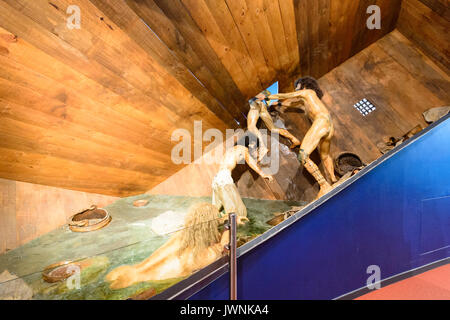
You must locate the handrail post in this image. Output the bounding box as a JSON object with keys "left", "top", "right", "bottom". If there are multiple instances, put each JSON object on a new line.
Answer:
{"left": 228, "top": 212, "right": 237, "bottom": 300}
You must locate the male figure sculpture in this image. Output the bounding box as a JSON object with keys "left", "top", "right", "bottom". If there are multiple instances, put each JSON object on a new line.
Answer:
{"left": 258, "top": 77, "right": 337, "bottom": 198}
{"left": 212, "top": 134, "right": 273, "bottom": 225}
{"left": 247, "top": 96, "right": 301, "bottom": 161}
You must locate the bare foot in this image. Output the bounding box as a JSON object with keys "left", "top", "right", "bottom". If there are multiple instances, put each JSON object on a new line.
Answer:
{"left": 220, "top": 215, "right": 248, "bottom": 226}
{"left": 316, "top": 184, "right": 333, "bottom": 199}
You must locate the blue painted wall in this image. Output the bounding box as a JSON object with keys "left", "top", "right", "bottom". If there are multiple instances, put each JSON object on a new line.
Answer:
{"left": 190, "top": 117, "right": 450, "bottom": 300}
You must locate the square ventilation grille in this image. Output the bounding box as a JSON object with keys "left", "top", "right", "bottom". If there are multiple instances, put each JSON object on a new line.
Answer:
{"left": 353, "top": 98, "right": 376, "bottom": 116}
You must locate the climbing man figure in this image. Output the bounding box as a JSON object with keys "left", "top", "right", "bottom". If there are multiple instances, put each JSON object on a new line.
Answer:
{"left": 257, "top": 77, "right": 337, "bottom": 199}
{"left": 247, "top": 94, "right": 302, "bottom": 162}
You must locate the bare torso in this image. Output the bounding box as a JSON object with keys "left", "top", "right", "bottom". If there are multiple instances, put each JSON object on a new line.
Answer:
{"left": 301, "top": 90, "right": 331, "bottom": 121}
{"left": 247, "top": 99, "right": 301, "bottom": 150}
{"left": 265, "top": 88, "right": 338, "bottom": 195}
{"left": 280, "top": 89, "right": 331, "bottom": 122}
{"left": 219, "top": 145, "right": 247, "bottom": 172}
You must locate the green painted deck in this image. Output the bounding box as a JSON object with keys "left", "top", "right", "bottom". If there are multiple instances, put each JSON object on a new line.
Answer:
{"left": 0, "top": 194, "right": 303, "bottom": 300}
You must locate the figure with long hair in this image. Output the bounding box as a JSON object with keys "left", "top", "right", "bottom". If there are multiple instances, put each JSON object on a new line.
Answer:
{"left": 106, "top": 203, "right": 228, "bottom": 289}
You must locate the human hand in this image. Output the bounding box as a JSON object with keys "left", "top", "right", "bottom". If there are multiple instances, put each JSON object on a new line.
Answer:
{"left": 255, "top": 90, "right": 270, "bottom": 101}
{"left": 236, "top": 216, "right": 249, "bottom": 226}
{"left": 255, "top": 92, "right": 266, "bottom": 100}
{"left": 257, "top": 146, "right": 269, "bottom": 162}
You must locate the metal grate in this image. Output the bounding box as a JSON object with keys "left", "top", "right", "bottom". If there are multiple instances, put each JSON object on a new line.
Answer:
{"left": 353, "top": 98, "right": 376, "bottom": 117}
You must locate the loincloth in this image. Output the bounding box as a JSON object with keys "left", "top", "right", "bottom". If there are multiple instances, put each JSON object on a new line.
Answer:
{"left": 211, "top": 170, "right": 247, "bottom": 218}
{"left": 212, "top": 169, "right": 234, "bottom": 189}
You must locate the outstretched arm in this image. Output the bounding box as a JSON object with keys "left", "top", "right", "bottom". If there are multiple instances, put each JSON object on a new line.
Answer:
{"left": 240, "top": 146, "right": 273, "bottom": 182}
{"left": 271, "top": 98, "right": 305, "bottom": 111}
{"left": 256, "top": 91, "right": 305, "bottom": 110}
{"left": 268, "top": 91, "right": 306, "bottom": 101}
{"left": 256, "top": 90, "right": 306, "bottom": 101}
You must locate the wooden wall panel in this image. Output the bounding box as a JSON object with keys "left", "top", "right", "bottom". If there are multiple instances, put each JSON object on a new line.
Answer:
{"left": 3, "top": 27, "right": 448, "bottom": 252}
{"left": 418, "top": 0, "right": 450, "bottom": 22}
{"left": 0, "top": 1, "right": 231, "bottom": 196}
{"left": 397, "top": 0, "right": 450, "bottom": 74}
{"left": 153, "top": 30, "right": 449, "bottom": 204}
{"left": 0, "top": 179, "right": 16, "bottom": 255}
{"left": 1, "top": 1, "right": 446, "bottom": 253}
{"left": 295, "top": 0, "right": 402, "bottom": 79}
{"left": 278, "top": 0, "right": 301, "bottom": 74}
{"left": 246, "top": 0, "right": 283, "bottom": 75}
{"left": 225, "top": 0, "right": 274, "bottom": 86}
{"left": 282, "top": 30, "right": 450, "bottom": 168}
{"left": 0, "top": 178, "right": 118, "bottom": 254}
{"left": 179, "top": 0, "right": 262, "bottom": 97}
{"left": 0, "top": 0, "right": 403, "bottom": 196}
{"left": 123, "top": 0, "right": 244, "bottom": 121}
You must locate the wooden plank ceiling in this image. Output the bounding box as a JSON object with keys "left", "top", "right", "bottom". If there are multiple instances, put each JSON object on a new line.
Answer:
{"left": 0, "top": 0, "right": 402, "bottom": 196}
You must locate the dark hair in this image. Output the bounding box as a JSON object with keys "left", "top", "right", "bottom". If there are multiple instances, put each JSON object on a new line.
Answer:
{"left": 294, "top": 76, "right": 323, "bottom": 100}
{"left": 248, "top": 97, "right": 257, "bottom": 104}
{"left": 235, "top": 132, "right": 260, "bottom": 149}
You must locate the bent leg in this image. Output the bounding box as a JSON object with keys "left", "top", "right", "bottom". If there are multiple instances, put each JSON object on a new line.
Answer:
{"left": 221, "top": 184, "right": 248, "bottom": 225}
{"left": 298, "top": 118, "right": 332, "bottom": 198}
{"left": 247, "top": 108, "right": 268, "bottom": 161}
{"left": 260, "top": 108, "right": 301, "bottom": 149}
{"left": 319, "top": 137, "right": 337, "bottom": 183}
{"left": 303, "top": 158, "right": 331, "bottom": 191}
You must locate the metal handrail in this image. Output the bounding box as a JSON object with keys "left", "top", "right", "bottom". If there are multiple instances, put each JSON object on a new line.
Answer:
{"left": 228, "top": 213, "right": 237, "bottom": 300}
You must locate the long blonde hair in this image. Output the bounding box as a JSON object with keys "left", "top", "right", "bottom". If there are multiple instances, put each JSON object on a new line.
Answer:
{"left": 178, "top": 202, "right": 221, "bottom": 255}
